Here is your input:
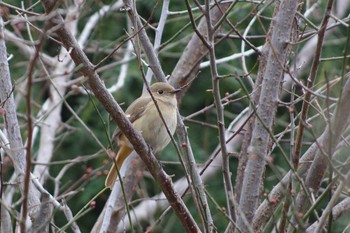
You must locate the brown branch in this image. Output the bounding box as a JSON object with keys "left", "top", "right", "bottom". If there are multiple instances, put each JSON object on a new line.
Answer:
{"left": 204, "top": 0, "right": 235, "bottom": 226}
{"left": 306, "top": 196, "right": 350, "bottom": 232}
{"left": 176, "top": 118, "right": 214, "bottom": 232}
{"left": 114, "top": 111, "right": 248, "bottom": 232}
{"left": 293, "top": 0, "right": 335, "bottom": 174}
{"left": 290, "top": 72, "right": 350, "bottom": 231}
{"left": 235, "top": 4, "right": 284, "bottom": 202}
{"left": 122, "top": 0, "right": 166, "bottom": 82}
{"left": 94, "top": 1, "right": 235, "bottom": 231}
{"left": 39, "top": 1, "right": 200, "bottom": 232}
{"left": 252, "top": 142, "right": 318, "bottom": 231}
{"left": 251, "top": 0, "right": 350, "bottom": 229}
{"left": 169, "top": 2, "right": 232, "bottom": 91}
{"left": 288, "top": 0, "right": 336, "bottom": 230}
{"left": 22, "top": 25, "right": 40, "bottom": 233}
{"left": 0, "top": 14, "right": 42, "bottom": 228}
{"left": 184, "top": 0, "right": 210, "bottom": 49}
{"left": 311, "top": 171, "right": 350, "bottom": 232}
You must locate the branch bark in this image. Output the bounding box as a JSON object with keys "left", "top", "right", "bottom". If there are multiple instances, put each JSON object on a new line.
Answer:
{"left": 290, "top": 72, "right": 350, "bottom": 231}
{"left": 252, "top": 140, "right": 318, "bottom": 231}
{"left": 0, "top": 14, "right": 41, "bottom": 225}
{"left": 170, "top": 2, "right": 232, "bottom": 91}
{"left": 115, "top": 113, "right": 247, "bottom": 232}
{"left": 236, "top": 0, "right": 298, "bottom": 231}
{"left": 40, "top": 1, "right": 200, "bottom": 232}
{"left": 251, "top": 0, "right": 350, "bottom": 229}
{"left": 94, "top": 1, "right": 233, "bottom": 231}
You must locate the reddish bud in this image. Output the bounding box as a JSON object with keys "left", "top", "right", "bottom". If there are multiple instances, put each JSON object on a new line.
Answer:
{"left": 250, "top": 153, "right": 258, "bottom": 160}
{"left": 16, "top": 22, "right": 25, "bottom": 30}
{"left": 96, "top": 171, "right": 102, "bottom": 177}
{"left": 102, "top": 159, "right": 109, "bottom": 166}
{"left": 297, "top": 212, "right": 304, "bottom": 219}
{"left": 82, "top": 174, "right": 89, "bottom": 180}
{"left": 288, "top": 106, "right": 294, "bottom": 114}
{"left": 269, "top": 198, "right": 277, "bottom": 205}
{"left": 145, "top": 226, "right": 154, "bottom": 233}
{"left": 306, "top": 123, "right": 313, "bottom": 129}
{"left": 0, "top": 107, "right": 5, "bottom": 116}
{"left": 266, "top": 156, "right": 274, "bottom": 164}
{"left": 90, "top": 201, "right": 96, "bottom": 208}
{"left": 107, "top": 149, "right": 117, "bottom": 159}
{"left": 0, "top": 7, "right": 9, "bottom": 16}
{"left": 86, "top": 166, "right": 93, "bottom": 174}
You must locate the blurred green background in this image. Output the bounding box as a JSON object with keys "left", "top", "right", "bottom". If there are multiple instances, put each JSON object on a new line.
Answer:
{"left": 2, "top": 0, "right": 350, "bottom": 232}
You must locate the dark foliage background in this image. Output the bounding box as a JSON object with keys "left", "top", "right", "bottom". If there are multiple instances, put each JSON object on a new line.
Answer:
{"left": 1, "top": 0, "right": 350, "bottom": 232}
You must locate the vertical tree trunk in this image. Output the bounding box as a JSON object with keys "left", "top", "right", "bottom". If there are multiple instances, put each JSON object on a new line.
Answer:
{"left": 236, "top": 0, "right": 299, "bottom": 231}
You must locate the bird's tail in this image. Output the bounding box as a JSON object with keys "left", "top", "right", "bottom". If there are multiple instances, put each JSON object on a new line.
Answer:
{"left": 105, "top": 146, "right": 133, "bottom": 189}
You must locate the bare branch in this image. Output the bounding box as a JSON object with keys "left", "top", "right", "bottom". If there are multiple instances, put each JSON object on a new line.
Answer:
{"left": 116, "top": 111, "right": 248, "bottom": 232}
{"left": 290, "top": 72, "right": 350, "bottom": 230}
{"left": 39, "top": 0, "right": 201, "bottom": 231}
{"left": 122, "top": 0, "right": 166, "bottom": 82}
{"left": 307, "top": 171, "right": 350, "bottom": 233}
{"left": 236, "top": 0, "right": 299, "bottom": 231}
{"left": 0, "top": 14, "right": 41, "bottom": 224}
{"left": 204, "top": 0, "right": 235, "bottom": 225}
{"left": 170, "top": 2, "right": 232, "bottom": 90}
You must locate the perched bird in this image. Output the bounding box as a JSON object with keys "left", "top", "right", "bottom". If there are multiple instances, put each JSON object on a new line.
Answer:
{"left": 105, "top": 82, "right": 181, "bottom": 189}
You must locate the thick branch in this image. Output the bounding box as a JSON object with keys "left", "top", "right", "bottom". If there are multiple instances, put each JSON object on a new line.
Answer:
{"left": 291, "top": 73, "right": 350, "bottom": 230}
{"left": 115, "top": 113, "right": 247, "bottom": 232}
{"left": 236, "top": 0, "right": 298, "bottom": 231}
{"left": 122, "top": 0, "right": 166, "bottom": 82}
{"left": 94, "top": 2, "right": 233, "bottom": 231}
{"left": 40, "top": 1, "right": 200, "bottom": 232}
{"left": 0, "top": 15, "right": 41, "bottom": 223}
{"left": 170, "top": 2, "right": 231, "bottom": 91}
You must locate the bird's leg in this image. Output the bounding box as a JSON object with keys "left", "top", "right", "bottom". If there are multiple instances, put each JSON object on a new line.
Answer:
{"left": 146, "top": 143, "right": 153, "bottom": 154}
{"left": 145, "top": 144, "right": 164, "bottom": 169}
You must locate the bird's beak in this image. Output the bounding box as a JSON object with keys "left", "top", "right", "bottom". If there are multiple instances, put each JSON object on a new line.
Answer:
{"left": 171, "top": 88, "right": 182, "bottom": 94}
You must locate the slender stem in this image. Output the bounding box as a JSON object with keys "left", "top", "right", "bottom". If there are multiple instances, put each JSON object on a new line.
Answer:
{"left": 39, "top": 0, "right": 201, "bottom": 231}
{"left": 293, "top": 0, "right": 334, "bottom": 172}
{"left": 22, "top": 26, "right": 46, "bottom": 233}
{"left": 204, "top": 0, "right": 235, "bottom": 224}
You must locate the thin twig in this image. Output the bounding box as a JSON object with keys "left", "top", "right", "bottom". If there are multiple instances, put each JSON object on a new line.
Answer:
{"left": 204, "top": 0, "right": 235, "bottom": 227}
{"left": 40, "top": 0, "right": 201, "bottom": 231}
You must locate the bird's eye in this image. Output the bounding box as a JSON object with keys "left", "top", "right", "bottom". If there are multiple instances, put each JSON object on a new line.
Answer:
{"left": 158, "top": 90, "right": 164, "bottom": 94}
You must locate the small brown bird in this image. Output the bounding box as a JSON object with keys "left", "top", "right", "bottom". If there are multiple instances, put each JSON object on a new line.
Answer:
{"left": 105, "top": 82, "right": 181, "bottom": 189}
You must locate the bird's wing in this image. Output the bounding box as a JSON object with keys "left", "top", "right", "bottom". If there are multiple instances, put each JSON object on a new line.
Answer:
{"left": 125, "top": 95, "right": 152, "bottom": 123}
{"left": 111, "top": 96, "right": 152, "bottom": 145}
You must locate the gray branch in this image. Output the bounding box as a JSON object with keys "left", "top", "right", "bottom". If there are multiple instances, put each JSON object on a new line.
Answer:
{"left": 0, "top": 14, "right": 41, "bottom": 223}
{"left": 236, "top": 0, "right": 298, "bottom": 231}
{"left": 39, "top": 0, "right": 200, "bottom": 231}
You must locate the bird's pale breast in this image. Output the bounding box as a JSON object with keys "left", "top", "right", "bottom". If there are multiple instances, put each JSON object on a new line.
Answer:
{"left": 132, "top": 100, "right": 177, "bottom": 152}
